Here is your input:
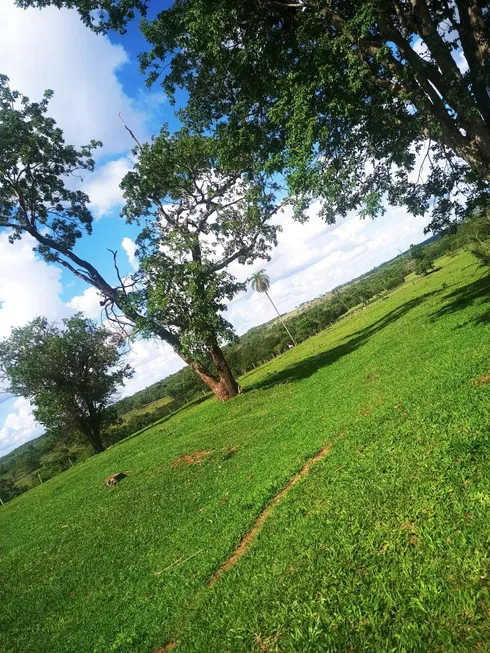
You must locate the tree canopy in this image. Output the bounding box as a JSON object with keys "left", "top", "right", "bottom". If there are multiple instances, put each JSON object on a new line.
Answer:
{"left": 119, "top": 126, "right": 280, "bottom": 399}
{"left": 137, "top": 0, "right": 490, "bottom": 231}
{"left": 32, "top": 0, "right": 490, "bottom": 231}
{"left": 0, "top": 315, "right": 133, "bottom": 453}
{"left": 15, "top": 0, "right": 147, "bottom": 33}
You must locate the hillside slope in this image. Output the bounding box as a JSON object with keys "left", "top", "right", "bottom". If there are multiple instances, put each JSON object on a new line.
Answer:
{"left": 2, "top": 250, "right": 490, "bottom": 652}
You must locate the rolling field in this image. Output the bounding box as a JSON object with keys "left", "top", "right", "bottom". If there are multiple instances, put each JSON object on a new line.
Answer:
{"left": 116, "top": 396, "right": 174, "bottom": 423}
{"left": 2, "top": 250, "right": 490, "bottom": 652}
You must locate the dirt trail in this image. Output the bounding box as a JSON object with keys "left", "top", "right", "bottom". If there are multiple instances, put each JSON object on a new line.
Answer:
{"left": 209, "top": 442, "right": 333, "bottom": 587}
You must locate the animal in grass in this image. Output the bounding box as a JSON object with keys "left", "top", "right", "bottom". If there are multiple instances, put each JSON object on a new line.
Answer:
{"left": 104, "top": 472, "right": 128, "bottom": 487}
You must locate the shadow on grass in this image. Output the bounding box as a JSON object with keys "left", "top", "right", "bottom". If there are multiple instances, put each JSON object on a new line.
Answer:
{"left": 431, "top": 273, "right": 490, "bottom": 325}
{"left": 251, "top": 291, "right": 440, "bottom": 391}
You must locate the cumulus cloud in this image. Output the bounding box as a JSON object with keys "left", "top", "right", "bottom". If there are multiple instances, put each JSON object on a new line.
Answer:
{"left": 0, "top": 397, "right": 43, "bottom": 458}
{"left": 121, "top": 237, "right": 139, "bottom": 271}
{"left": 121, "top": 340, "right": 184, "bottom": 398}
{"left": 0, "top": 1, "right": 146, "bottom": 156}
{"left": 85, "top": 156, "right": 133, "bottom": 218}
{"left": 67, "top": 286, "right": 104, "bottom": 320}
{"left": 225, "top": 205, "right": 430, "bottom": 333}
{"left": 0, "top": 233, "right": 70, "bottom": 339}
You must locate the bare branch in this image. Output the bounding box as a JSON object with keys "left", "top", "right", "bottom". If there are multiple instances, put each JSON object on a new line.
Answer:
{"left": 119, "top": 113, "right": 142, "bottom": 150}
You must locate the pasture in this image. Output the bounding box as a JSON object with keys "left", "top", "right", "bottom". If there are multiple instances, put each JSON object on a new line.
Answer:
{"left": 2, "top": 250, "right": 490, "bottom": 652}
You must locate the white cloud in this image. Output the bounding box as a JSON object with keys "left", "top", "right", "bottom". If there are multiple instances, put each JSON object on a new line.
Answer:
{"left": 67, "top": 286, "right": 104, "bottom": 320}
{"left": 0, "top": 233, "right": 70, "bottom": 339}
{"left": 121, "top": 339, "right": 184, "bottom": 398}
{"left": 122, "top": 237, "right": 138, "bottom": 270}
{"left": 85, "top": 156, "right": 133, "bottom": 218}
{"left": 0, "top": 1, "right": 146, "bottom": 157}
{"left": 225, "top": 204, "right": 430, "bottom": 334}
{"left": 0, "top": 397, "right": 43, "bottom": 458}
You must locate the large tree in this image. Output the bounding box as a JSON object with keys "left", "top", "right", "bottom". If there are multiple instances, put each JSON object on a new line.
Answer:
{"left": 119, "top": 127, "right": 279, "bottom": 400}
{"left": 19, "top": 0, "right": 490, "bottom": 230}
{"left": 0, "top": 315, "right": 132, "bottom": 453}
{"left": 0, "top": 76, "right": 279, "bottom": 401}
{"left": 141, "top": 0, "right": 490, "bottom": 231}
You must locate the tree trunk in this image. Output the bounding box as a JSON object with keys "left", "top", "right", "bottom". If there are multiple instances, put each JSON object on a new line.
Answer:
{"left": 85, "top": 428, "right": 105, "bottom": 454}
{"left": 265, "top": 291, "right": 297, "bottom": 347}
{"left": 183, "top": 345, "right": 239, "bottom": 402}
{"left": 210, "top": 345, "right": 240, "bottom": 401}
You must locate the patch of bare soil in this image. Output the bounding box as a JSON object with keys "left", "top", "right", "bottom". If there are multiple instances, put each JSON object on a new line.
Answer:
{"left": 221, "top": 444, "right": 240, "bottom": 459}
{"left": 359, "top": 405, "right": 375, "bottom": 416}
{"left": 472, "top": 375, "right": 490, "bottom": 386}
{"left": 153, "top": 642, "right": 176, "bottom": 653}
{"left": 169, "top": 450, "right": 213, "bottom": 467}
{"left": 208, "top": 442, "right": 333, "bottom": 587}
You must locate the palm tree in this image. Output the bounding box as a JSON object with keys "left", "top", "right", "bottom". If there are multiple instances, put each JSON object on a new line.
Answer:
{"left": 249, "top": 269, "right": 297, "bottom": 347}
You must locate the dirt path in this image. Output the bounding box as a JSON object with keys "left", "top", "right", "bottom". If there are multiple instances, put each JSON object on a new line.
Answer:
{"left": 209, "top": 442, "right": 333, "bottom": 587}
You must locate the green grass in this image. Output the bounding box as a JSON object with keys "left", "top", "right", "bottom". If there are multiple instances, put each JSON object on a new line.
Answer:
{"left": 2, "top": 250, "right": 490, "bottom": 652}
{"left": 116, "top": 395, "right": 173, "bottom": 424}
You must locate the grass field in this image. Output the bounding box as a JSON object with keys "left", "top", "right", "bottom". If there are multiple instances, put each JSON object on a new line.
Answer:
{"left": 116, "top": 396, "right": 174, "bottom": 424}
{"left": 2, "top": 249, "right": 490, "bottom": 653}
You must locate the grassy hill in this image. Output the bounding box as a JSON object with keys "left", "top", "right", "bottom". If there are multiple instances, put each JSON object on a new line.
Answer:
{"left": 116, "top": 395, "right": 173, "bottom": 423}
{"left": 2, "top": 249, "right": 490, "bottom": 652}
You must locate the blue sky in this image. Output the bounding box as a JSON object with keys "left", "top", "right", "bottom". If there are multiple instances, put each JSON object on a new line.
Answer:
{"left": 0, "top": 0, "right": 431, "bottom": 456}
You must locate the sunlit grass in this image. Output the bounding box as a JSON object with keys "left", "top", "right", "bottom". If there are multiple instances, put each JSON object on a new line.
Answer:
{"left": 2, "top": 250, "right": 490, "bottom": 652}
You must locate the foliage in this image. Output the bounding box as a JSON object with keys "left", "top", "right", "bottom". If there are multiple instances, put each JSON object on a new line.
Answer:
{"left": 17, "top": 1, "right": 490, "bottom": 230}
{"left": 0, "top": 76, "right": 279, "bottom": 401}
{"left": 456, "top": 212, "right": 490, "bottom": 267}
{"left": 410, "top": 243, "right": 436, "bottom": 275}
{"left": 0, "top": 477, "right": 21, "bottom": 502}
{"left": 0, "top": 74, "right": 99, "bottom": 252}
{"left": 0, "top": 315, "right": 132, "bottom": 453}
{"left": 249, "top": 269, "right": 270, "bottom": 294}
{"left": 135, "top": 0, "right": 490, "bottom": 232}
{"left": 471, "top": 238, "right": 490, "bottom": 267}
{"left": 120, "top": 127, "right": 280, "bottom": 364}
{"left": 3, "top": 251, "right": 490, "bottom": 652}
{"left": 15, "top": 0, "right": 147, "bottom": 33}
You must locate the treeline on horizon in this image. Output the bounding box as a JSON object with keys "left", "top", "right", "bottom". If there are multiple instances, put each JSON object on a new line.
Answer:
{"left": 0, "top": 226, "right": 482, "bottom": 502}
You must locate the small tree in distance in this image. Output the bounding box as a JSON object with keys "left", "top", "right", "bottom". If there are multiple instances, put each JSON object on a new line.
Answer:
{"left": 0, "top": 315, "right": 133, "bottom": 453}
{"left": 250, "top": 269, "right": 296, "bottom": 347}
{"left": 410, "top": 244, "right": 435, "bottom": 276}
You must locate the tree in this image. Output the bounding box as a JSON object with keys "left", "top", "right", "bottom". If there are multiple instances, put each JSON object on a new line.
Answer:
{"left": 119, "top": 127, "right": 280, "bottom": 401}
{"left": 458, "top": 211, "right": 490, "bottom": 266}
{"left": 410, "top": 243, "right": 436, "bottom": 275}
{"left": 0, "top": 478, "right": 21, "bottom": 503}
{"left": 31, "top": 0, "right": 490, "bottom": 231}
{"left": 250, "top": 269, "right": 296, "bottom": 347}
{"left": 0, "top": 77, "right": 279, "bottom": 401}
{"left": 140, "top": 0, "right": 490, "bottom": 232}
{"left": 0, "top": 315, "right": 133, "bottom": 453}
{"left": 15, "top": 0, "right": 147, "bottom": 33}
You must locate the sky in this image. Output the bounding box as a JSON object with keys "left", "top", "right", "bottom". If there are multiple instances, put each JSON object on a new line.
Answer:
{"left": 0, "top": 0, "right": 432, "bottom": 457}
